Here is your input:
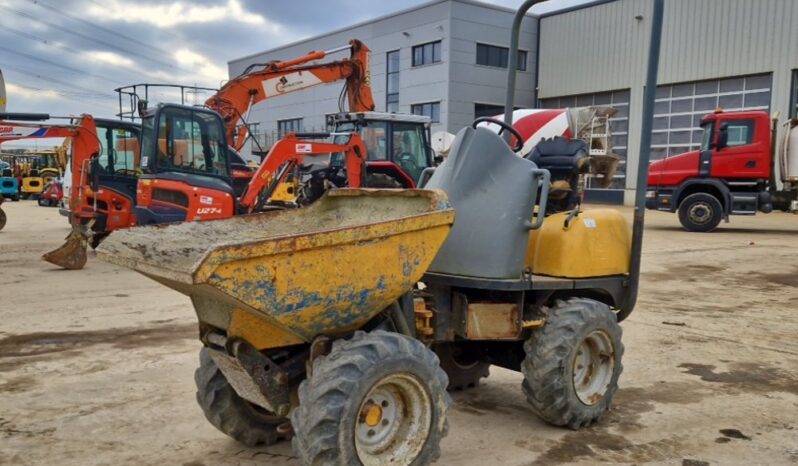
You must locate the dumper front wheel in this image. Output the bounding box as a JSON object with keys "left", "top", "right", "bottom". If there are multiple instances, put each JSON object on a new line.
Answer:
{"left": 291, "top": 330, "right": 450, "bottom": 465}
{"left": 522, "top": 298, "right": 623, "bottom": 429}
{"left": 194, "top": 348, "right": 287, "bottom": 447}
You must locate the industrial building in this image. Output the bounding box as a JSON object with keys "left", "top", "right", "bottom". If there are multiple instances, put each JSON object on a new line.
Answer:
{"left": 230, "top": 0, "right": 798, "bottom": 204}
{"left": 227, "top": 0, "right": 538, "bottom": 154}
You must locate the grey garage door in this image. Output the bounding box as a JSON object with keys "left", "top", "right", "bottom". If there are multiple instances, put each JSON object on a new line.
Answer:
{"left": 540, "top": 89, "right": 630, "bottom": 193}
{"left": 652, "top": 73, "right": 772, "bottom": 161}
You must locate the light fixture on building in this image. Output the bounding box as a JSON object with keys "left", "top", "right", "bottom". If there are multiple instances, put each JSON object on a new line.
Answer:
{"left": 402, "top": 31, "right": 410, "bottom": 37}
{"left": 635, "top": 15, "right": 643, "bottom": 21}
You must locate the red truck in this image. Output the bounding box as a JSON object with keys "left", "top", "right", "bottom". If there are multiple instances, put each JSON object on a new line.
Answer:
{"left": 646, "top": 109, "right": 798, "bottom": 231}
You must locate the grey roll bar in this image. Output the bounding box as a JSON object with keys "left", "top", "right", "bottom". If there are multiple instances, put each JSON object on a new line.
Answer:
{"left": 502, "top": 0, "right": 665, "bottom": 316}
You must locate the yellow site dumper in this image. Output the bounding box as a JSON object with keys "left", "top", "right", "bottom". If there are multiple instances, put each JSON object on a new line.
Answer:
{"left": 97, "top": 0, "right": 666, "bottom": 462}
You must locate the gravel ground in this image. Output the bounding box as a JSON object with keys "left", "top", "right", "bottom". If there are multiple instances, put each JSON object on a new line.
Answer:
{"left": 1, "top": 199, "right": 797, "bottom": 465}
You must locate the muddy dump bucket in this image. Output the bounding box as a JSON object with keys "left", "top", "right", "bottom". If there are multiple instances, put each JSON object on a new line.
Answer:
{"left": 97, "top": 189, "right": 454, "bottom": 348}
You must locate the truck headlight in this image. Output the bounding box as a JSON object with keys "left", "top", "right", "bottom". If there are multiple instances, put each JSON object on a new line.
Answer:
{"left": 645, "top": 190, "right": 656, "bottom": 199}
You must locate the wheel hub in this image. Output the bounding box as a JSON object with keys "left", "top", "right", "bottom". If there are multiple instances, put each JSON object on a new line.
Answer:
{"left": 688, "top": 202, "right": 712, "bottom": 224}
{"left": 355, "top": 373, "right": 432, "bottom": 466}
{"left": 572, "top": 330, "right": 615, "bottom": 405}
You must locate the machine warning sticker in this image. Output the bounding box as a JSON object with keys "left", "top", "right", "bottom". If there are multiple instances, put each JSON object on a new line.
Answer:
{"left": 141, "top": 156, "right": 148, "bottom": 166}
{"left": 199, "top": 195, "right": 214, "bottom": 205}
{"left": 583, "top": 218, "right": 597, "bottom": 228}
{"left": 296, "top": 144, "right": 312, "bottom": 153}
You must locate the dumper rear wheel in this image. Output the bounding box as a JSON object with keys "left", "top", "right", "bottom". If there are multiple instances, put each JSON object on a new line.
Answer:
{"left": 522, "top": 298, "right": 623, "bottom": 429}
{"left": 194, "top": 348, "right": 287, "bottom": 447}
{"left": 433, "top": 342, "right": 490, "bottom": 391}
{"left": 291, "top": 330, "right": 450, "bottom": 465}
{"left": 0, "top": 208, "right": 6, "bottom": 231}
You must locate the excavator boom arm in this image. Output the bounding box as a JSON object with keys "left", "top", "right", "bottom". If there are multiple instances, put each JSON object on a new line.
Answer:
{"left": 207, "top": 39, "right": 375, "bottom": 151}
{"left": 239, "top": 133, "right": 366, "bottom": 212}
{"left": 0, "top": 116, "right": 99, "bottom": 222}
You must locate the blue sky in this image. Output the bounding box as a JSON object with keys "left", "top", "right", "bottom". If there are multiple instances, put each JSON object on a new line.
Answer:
{"left": 0, "top": 0, "right": 587, "bottom": 145}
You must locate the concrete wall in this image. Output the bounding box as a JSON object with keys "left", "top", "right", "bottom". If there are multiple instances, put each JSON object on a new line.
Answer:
{"left": 538, "top": 0, "right": 798, "bottom": 203}
{"left": 447, "top": 1, "right": 537, "bottom": 131}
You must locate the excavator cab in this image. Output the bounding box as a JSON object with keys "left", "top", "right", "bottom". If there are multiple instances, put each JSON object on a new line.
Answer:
{"left": 88, "top": 119, "right": 141, "bottom": 235}
{"left": 330, "top": 112, "right": 433, "bottom": 187}
{"left": 135, "top": 103, "right": 235, "bottom": 224}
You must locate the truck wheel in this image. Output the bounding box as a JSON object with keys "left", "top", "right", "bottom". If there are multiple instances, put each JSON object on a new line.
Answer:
{"left": 12, "top": 194, "right": 19, "bottom": 202}
{"left": 292, "top": 330, "right": 450, "bottom": 465}
{"left": 194, "top": 348, "right": 287, "bottom": 447}
{"left": 38, "top": 197, "right": 50, "bottom": 207}
{"left": 522, "top": 298, "right": 623, "bottom": 429}
{"left": 0, "top": 208, "right": 6, "bottom": 231}
{"left": 678, "top": 193, "right": 722, "bottom": 232}
{"left": 433, "top": 342, "right": 490, "bottom": 391}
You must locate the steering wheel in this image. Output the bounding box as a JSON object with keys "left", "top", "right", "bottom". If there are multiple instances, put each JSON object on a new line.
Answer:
{"left": 472, "top": 117, "right": 524, "bottom": 152}
{"left": 396, "top": 152, "right": 420, "bottom": 173}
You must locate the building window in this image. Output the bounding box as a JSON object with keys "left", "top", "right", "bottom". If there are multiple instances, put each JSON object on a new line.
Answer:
{"left": 791, "top": 69, "right": 798, "bottom": 118}
{"left": 277, "top": 118, "right": 302, "bottom": 137}
{"left": 474, "top": 103, "right": 505, "bottom": 119}
{"left": 411, "top": 102, "right": 440, "bottom": 123}
{"left": 476, "top": 43, "right": 527, "bottom": 71}
{"left": 412, "top": 41, "right": 441, "bottom": 67}
{"left": 386, "top": 50, "right": 400, "bottom": 113}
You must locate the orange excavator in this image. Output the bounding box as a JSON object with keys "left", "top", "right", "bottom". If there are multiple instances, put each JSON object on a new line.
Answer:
{"left": 0, "top": 113, "right": 140, "bottom": 268}
{"left": 127, "top": 39, "right": 433, "bottom": 225}
{"left": 209, "top": 39, "right": 374, "bottom": 152}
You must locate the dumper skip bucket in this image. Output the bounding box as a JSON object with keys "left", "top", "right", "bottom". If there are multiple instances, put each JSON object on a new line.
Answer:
{"left": 97, "top": 189, "right": 454, "bottom": 348}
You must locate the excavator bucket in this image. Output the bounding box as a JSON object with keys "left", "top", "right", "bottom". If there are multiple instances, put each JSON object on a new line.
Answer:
{"left": 42, "top": 224, "right": 90, "bottom": 270}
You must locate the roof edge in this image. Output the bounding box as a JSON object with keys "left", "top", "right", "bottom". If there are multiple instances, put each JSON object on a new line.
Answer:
{"left": 228, "top": 0, "right": 536, "bottom": 66}
{"left": 538, "top": 0, "right": 617, "bottom": 19}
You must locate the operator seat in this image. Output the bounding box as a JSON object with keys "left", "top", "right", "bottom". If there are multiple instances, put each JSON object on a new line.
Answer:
{"left": 425, "top": 125, "right": 544, "bottom": 279}
{"left": 526, "top": 137, "right": 588, "bottom": 214}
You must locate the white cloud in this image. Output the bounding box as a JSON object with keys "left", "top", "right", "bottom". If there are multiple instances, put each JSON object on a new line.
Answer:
{"left": 87, "top": 0, "right": 281, "bottom": 30}
{"left": 6, "top": 83, "right": 64, "bottom": 102}
{"left": 84, "top": 51, "right": 136, "bottom": 68}
{"left": 173, "top": 48, "right": 228, "bottom": 84}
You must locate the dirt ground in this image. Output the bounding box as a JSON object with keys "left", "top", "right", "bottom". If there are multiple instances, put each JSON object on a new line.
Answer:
{"left": 0, "top": 199, "right": 797, "bottom": 466}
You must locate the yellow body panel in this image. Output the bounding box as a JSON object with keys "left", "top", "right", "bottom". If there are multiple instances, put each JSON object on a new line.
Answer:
{"left": 21, "top": 177, "right": 44, "bottom": 194}
{"left": 526, "top": 208, "right": 630, "bottom": 278}
{"left": 208, "top": 221, "right": 452, "bottom": 341}
{"left": 228, "top": 308, "right": 305, "bottom": 349}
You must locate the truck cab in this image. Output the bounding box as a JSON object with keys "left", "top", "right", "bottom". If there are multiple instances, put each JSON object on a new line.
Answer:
{"left": 646, "top": 109, "right": 774, "bottom": 231}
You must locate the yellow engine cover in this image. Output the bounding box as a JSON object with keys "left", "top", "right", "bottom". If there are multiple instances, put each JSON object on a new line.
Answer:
{"left": 21, "top": 177, "right": 44, "bottom": 194}
{"left": 525, "top": 208, "right": 630, "bottom": 278}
